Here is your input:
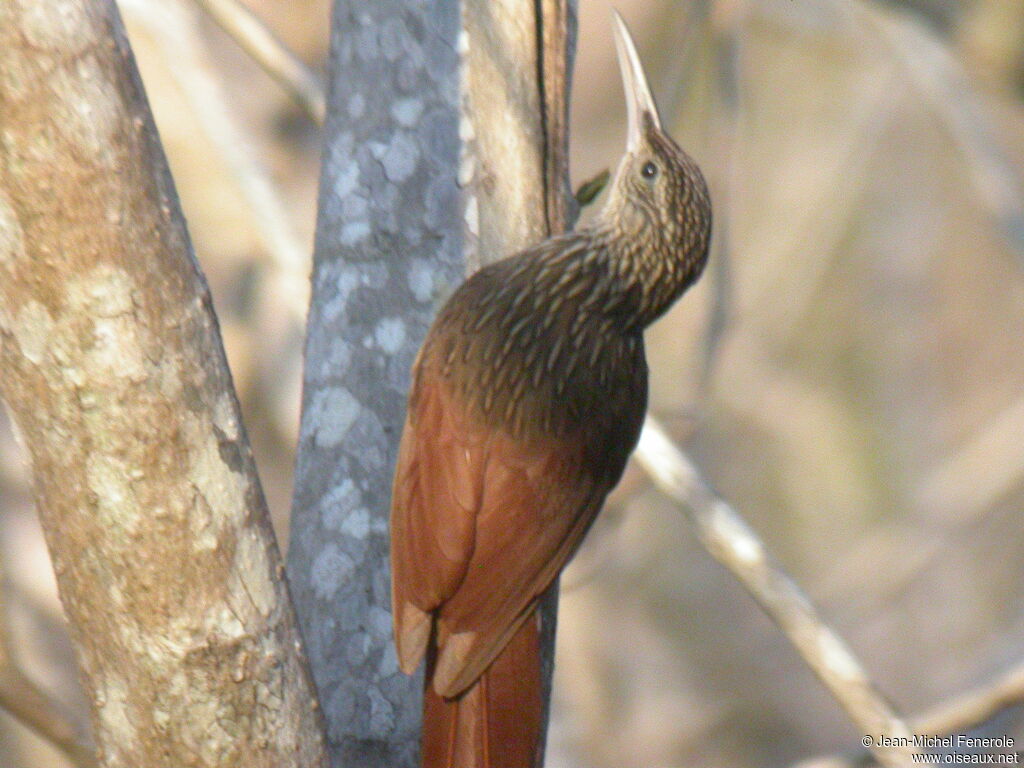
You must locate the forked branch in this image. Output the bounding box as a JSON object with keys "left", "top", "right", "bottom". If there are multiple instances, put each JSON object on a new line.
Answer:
{"left": 635, "top": 416, "right": 919, "bottom": 768}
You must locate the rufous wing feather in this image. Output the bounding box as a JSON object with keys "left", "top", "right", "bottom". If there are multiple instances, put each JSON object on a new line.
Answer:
{"left": 391, "top": 372, "right": 486, "bottom": 673}
{"left": 392, "top": 362, "right": 613, "bottom": 697}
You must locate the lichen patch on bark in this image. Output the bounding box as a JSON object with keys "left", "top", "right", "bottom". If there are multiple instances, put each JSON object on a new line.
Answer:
{"left": 10, "top": 301, "right": 55, "bottom": 366}
{"left": 0, "top": 191, "right": 25, "bottom": 266}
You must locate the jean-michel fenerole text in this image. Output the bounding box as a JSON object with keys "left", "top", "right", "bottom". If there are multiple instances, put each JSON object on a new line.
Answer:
{"left": 875, "top": 734, "right": 1015, "bottom": 750}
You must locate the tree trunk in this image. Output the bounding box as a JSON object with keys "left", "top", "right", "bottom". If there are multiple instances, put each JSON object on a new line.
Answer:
{"left": 288, "top": 0, "right": 576, "bottom": 765}
{"left": 0, "top": 2, "right": 328, "bottom": 765}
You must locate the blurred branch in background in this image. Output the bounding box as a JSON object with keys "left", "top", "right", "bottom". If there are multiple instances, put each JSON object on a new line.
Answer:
{"left": 0, "top": 577, "right": 96, "bottom": 768}
{"left": 191, "top": 0, "right": 326, "bottom": 125}
{"left": 830, "top": 392, "right": 1024, "bottom": 622}
{"left": 635, "top": 417, "right": 919, "bottom": 768}
{"left": 120, "top": 0, "right": 311, "bottom": 327}
{"left": 916, "top": 392, "right": 1024, "bottom": 523}
{"left": 957, "top": 0, "right": 1024, "bottom": 92}
{"left": 0, "top": 666, "right": 96, "bottom": 768}
{"left": 701, "top": 5, "right": 737, "bottom": 396}
{"left": 857, "top": 0, "right": 1024, "bottom": 261}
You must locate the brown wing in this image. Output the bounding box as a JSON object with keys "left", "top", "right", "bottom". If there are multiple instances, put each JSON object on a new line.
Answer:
{"left": 390, "top": 368, "right": 488, "bottom": 674}
{"left": 430, "top": 427, "right": 611, "bottom": 697}
{"left": 390, "top": 365, "right": 619, "bottom": 697}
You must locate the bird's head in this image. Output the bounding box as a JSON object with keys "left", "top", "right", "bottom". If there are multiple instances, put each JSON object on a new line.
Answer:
{"left": 597, "top": 11, "right": 712, "bottom": 315}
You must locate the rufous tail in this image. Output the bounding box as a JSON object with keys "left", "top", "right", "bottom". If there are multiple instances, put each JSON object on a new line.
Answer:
{"left": 421, "top": 612, "right": 544, "bottom": 768}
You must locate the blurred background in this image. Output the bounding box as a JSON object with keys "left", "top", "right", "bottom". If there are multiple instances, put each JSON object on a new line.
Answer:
{"left": 2, "top": 0, "right": 1024, "bottom": 766}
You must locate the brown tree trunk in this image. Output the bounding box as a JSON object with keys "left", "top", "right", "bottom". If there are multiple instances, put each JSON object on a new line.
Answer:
{"left": 0, "top": 2, "right": 328, "bottom": 765}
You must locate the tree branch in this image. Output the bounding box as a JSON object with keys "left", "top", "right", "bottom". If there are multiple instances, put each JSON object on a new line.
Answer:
{"left": 0, "top": 665, "right": 98, "bottom": 768}
{"left": 0, "top": 579, "right": 97, "bottom": 768}
{"left": 914, "top": 660, "right": 1024, "bottom": 737}
{"left": 796, "top": 659, "right": 1024, "bottom": 768}
{"left": 0, "top": 2, "right": 327, "bottom": 764}
{"left": 191, "top": 0, "right": 326, "bottom": 125}
{"left": 634, "top": 416, "right": 919, "bottom": 767}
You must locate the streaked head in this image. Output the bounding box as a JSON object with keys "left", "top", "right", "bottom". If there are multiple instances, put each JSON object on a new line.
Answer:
{"left": 601, "top": 10, "right": 711, "bottom": 305}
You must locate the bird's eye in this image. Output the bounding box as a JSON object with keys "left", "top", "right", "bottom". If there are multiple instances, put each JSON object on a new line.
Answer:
{"left": 641, "top": 161, "right": 658, "bottom": 179}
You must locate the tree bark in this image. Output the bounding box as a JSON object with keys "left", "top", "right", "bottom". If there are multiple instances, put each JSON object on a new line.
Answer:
{"left": 287, "top": 3, "right": 463, "bottom": 764}
{"left": 288, "top": 0, "right": 576, "bottom": 764}
{"left": 0, "top": 2, "right": 328, "bottom": 766}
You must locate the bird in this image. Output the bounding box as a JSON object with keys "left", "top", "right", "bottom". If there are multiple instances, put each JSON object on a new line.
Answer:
{"left": 390, "top": 11, "right": 712, "bottom": 768}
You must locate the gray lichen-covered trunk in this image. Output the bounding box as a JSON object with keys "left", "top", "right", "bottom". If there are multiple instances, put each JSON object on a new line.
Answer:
{"left": 0, "top": 2, "right": 329, "bottom": 766}
{"left": 288, "top": 0, "right": 576, "bottom": 764}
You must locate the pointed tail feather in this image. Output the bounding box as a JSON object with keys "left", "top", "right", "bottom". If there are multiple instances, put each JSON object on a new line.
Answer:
{"left": 422, "top": 612, "right": 544, "bottom": 768}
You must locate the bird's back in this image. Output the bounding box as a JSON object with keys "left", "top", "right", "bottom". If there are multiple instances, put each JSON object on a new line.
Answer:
{"left": 392, "top": 233, "right": 649, "bottom": 696}
{"left": 421, "top": 232, "right": 649, "bottom": 461}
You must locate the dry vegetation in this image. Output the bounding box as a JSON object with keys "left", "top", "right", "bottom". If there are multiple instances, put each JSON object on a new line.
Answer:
{"left": 2, "top": 0, "right": 1023, "bottom": 766}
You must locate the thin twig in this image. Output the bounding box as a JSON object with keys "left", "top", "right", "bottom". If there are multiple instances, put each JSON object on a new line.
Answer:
{"left": 0, "top": 665, "right": 99, "bottom": 768}
{"left": 0, "top": 570, "right": 96, "bottom": 767}
{"left": 191, "top": 0, "right": 325, "bottom": 125}
{"left": 914, "top": 660, "right": 1024, "bottom": 739}
{"left": 796, "top": 659, "right": 1024, "bottom": 768}
{"left": 634, "top": 416, "right": 920, "bottom": 768}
